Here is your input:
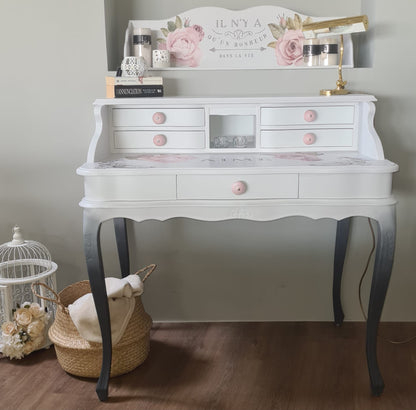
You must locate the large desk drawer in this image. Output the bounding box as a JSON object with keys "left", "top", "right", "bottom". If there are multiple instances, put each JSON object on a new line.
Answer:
{"left": 112, "top": 108, "right": 205, "bottom": 127}
{"left": 261, "top": 129, "right": 353, "bottom": 149}
{"left": 261, "top": 105, "right": 355, "bottom": 126}
{"left": 84, "top": 175, "right": 176, "bottom": 201}
{"left": 114, "top": 130, "right": 205, "bottom": 149}
{"left": 177, "top": 174, "right": 298, "bottom": 199}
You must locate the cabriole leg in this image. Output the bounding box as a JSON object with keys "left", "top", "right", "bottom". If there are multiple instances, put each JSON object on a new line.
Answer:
{"left": 83, "top": 212, "right": 111, "bottom": 401}
{"left": 114, "top": 218, "right": 130, "bottom": 278}
{"left": 333, "top": 217, "right": 351, "bottom": 326}
{"left": 366, "top": 206, "right": 396, "bottom": 396}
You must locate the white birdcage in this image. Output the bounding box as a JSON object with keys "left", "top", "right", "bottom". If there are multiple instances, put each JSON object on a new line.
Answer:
{"left": 0, "top": 226, "right": 58, "bottom": 359}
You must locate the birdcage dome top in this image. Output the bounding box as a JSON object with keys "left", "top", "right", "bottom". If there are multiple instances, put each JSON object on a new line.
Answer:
{"left": 0, "top": 226, "right": 56, "bottom": 284}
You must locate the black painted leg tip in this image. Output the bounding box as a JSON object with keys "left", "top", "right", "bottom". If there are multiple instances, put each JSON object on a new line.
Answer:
{"left": 371, "top": 384, "right": 384, "bottom": 397}
{"left": 334, "top": 315, "right": 344, "bottom": 327}
{"left": 96, "top": 387, "right": 109, "bottom": 402}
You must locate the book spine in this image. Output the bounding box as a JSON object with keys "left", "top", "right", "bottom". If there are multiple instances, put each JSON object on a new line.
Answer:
{"left": 105, "top": 76, "right": 163, "bottom": 86}
{"left": 114, "top": 85, "right": 164, "bottom": 98}
{"left": 114, "top": 78, "right": 163, "bottom": 86}
{"left": 106, "top": 84, "right": 115, "bottom": 98}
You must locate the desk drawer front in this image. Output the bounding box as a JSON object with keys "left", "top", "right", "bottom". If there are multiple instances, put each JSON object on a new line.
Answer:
{"left": 177, "top": 174, "right": 298, "bottom": 199}
{"left": 261, "top": 129, "right": 353, "bottom": 149}
{"left": 114, "top": 131, "right": 205, "bottom": 149}
{"left": 112, "top": 108, "right": 205, "bottom": 127}
{"left": 84, "top": 175, "right": 176, "bottom": 201}
{"left": 299, "top": 173, "right": 393, "bottom": 198}
{"left": 261, "top": 105, "right": 355, "bottom": 126}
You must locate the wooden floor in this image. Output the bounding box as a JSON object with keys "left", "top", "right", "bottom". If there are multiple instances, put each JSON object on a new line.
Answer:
{"left": 1, "top": 322, "right": 416, "bottom": 410}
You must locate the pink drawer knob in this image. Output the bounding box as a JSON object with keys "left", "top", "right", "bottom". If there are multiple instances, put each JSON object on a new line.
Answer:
{"left": 152, "top": 112, "right": 166, "bottom": 124}
{"left": 231, "top": 181, "right": 247, "bottom": 195}
{"left": 304, "top": 110, "right": 317, "bottom": 122}
{"left": 153, "top": 134, "right": 167, "bottom": 146}
{"left": 303, "top": 133, "right": 316, "bottom": 145}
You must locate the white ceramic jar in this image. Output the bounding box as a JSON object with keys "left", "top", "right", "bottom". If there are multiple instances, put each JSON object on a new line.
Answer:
{"left": 320, "top": 38, "right": 338, "bottom": 66}
{"left": 132, "top": 27, "right": 152, "bottom": 67}
{"left": 303, "top": 38, "right": 320, "bottom": 66}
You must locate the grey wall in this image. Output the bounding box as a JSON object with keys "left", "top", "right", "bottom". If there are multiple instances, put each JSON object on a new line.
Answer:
{"left": 1, "top": 0, "right": 415, "bottom": 322}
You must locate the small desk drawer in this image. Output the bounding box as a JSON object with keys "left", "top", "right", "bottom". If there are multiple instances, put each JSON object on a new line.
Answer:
{"left": 177, "top": 174, "right": 298, "bottom": 199}
{"left": 114, "top": 131, "right": 205, "bottom": 149}
{"left": 261, "top": 105, "right": 355, "bottom": 126}
{"left": 261, "top": 129, "right": 353, "bottom": 149}
{"left": 112, "top": 108, "right": 205, "bottom": 127}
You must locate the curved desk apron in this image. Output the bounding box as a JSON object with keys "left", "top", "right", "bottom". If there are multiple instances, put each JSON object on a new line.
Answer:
{"left": 77, "top": 95, "right": 398, "bottom": 401}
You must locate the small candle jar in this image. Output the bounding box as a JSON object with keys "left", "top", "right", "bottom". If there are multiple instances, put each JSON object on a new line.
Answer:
{"left": 320, "top": 38, "right": 338, "bottom": 66}
{"left": 152, "top": 50, "right": 170, "bottom": 68}
{"left": 120, "top": 56, "right": 148, "bottom": 77}
{"left": 303, "top": 38, "right": 320, "bottom": 66}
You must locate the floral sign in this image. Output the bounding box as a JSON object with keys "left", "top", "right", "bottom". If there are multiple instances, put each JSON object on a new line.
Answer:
{"left": 123, "top": 6, "right": 353, "bottom": 69}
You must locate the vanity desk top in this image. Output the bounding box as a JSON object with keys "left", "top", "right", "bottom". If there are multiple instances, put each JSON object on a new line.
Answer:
{"left": 78, "top": 94, "right": 397, "bottom": 219}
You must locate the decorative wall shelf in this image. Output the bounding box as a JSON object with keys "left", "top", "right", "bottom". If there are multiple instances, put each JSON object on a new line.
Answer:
{"left": 123, "top": 6, "right": 354, "bottom": 70}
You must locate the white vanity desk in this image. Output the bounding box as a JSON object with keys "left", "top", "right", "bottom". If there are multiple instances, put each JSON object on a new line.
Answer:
{"left": 77, "top": 94, "right": 398, "bottom": 401}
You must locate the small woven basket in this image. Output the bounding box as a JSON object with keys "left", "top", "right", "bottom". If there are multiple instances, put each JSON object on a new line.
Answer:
{"left": 32, "top": 264, "right": 155, "bottom": 378}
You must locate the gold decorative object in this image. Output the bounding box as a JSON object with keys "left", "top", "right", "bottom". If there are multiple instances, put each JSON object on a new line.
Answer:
{"left": 302, "top": 15, "right": 369, "bottom": 96}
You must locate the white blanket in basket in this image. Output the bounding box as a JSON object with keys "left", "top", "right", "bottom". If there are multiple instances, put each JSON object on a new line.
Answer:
{"left": 68, "top": 275, "right": 144, "bottom": 344}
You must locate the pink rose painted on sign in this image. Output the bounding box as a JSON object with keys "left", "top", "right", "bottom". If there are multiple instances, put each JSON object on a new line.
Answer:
{"left": 275, "top": 29, "right": 304, "bottom": 66}
{"left": 268, "top": 14, "right": 312, "bottom": 67}
{"left": 157, "top": 16, "right": 204, "bottom": 67}
{"left": 166, "top": 27, "right": 203, "bottom": 67}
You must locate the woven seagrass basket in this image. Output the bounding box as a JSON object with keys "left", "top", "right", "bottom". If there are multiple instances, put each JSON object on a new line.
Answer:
{"left": 32, "top": 265, "right": 155, "bottom": 378}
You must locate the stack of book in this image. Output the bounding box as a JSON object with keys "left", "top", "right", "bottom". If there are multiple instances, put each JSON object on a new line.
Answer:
{"left": 105, "top": 76, "right": 163, "bottom": 98}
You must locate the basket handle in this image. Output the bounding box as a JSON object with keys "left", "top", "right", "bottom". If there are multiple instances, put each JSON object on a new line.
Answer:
{"left": 31, "top": 281, "right": 65, "bottom": 309}
{"left": 134, "top": 264, "right": 156, "bottom": 283}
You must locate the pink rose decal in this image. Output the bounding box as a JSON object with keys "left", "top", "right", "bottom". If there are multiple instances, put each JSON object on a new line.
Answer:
{"left": 157, "top": 16, "right": 204, "bottom": 68}
{"left": 268, "top": 14, "right": 312, "bottom": 67}
{"left": 166, "top": 27, "right": 202, "bottom": 67}
{"left": 275, "top": 30, "right": 304, "bottom": 66}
